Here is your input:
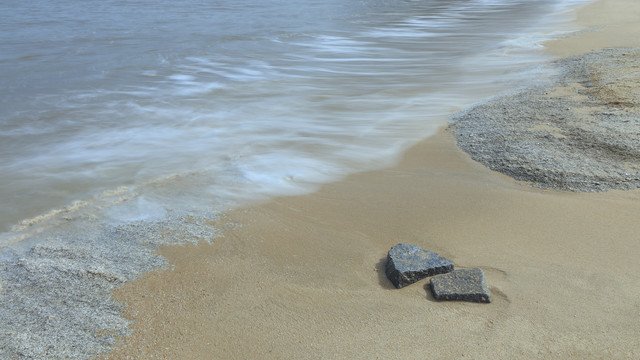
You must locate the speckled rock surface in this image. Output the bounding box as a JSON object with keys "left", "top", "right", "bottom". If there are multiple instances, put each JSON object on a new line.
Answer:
{"left": 385, "top": 243, "right": 453, "bottom": 289}
{"left": 430, "top": 268, "right": 491, "bottom": 303}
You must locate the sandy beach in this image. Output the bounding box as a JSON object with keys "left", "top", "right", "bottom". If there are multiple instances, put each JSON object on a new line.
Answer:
{"left": 101, "top": 0, "right": 640, "bottom": 358}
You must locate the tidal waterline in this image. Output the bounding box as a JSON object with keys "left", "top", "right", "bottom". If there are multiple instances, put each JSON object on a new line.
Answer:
{"left": 0, "top": 0, "right": 593, "bottom": 358}
{"left": 1, "top": 0, "right": 589, "bottom": 237}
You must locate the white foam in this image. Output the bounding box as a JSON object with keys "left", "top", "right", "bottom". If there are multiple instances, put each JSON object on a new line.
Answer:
{"left": 168, "top": 74, "right": 195, "bottom": 82}
{"left": 0, "top": 0, "right": 595, "bottom": 246}
{"left": 100, "top": 196, "right": 167, "bottom": 223}
{"left": 0, "top": 1, "right": 599, "bottom": 357}
{"left": 9, "top": 200, "right": 92, "bottom": 233}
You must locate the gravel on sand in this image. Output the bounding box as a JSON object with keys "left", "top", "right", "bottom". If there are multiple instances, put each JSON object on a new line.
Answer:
{"left": 450, "top": 48, "right": 640, "bottom": 192}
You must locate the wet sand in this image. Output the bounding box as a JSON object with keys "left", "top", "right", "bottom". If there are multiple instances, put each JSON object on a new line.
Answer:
{"left": 102, "top": 0, "right": 640, "bottom": 358}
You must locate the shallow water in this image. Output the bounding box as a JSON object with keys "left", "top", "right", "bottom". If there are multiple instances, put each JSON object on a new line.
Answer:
{"left": 0, "top": 0, "right": 596, "bottom": 358}
{"left": 1, "top": 0, "right": 588, "bottom": 242}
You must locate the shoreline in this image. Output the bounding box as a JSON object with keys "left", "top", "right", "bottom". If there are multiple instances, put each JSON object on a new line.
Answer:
{"left": 102, "top": 0, "right": 640, "bottom": 358}
{"left": 104, "top": 129, "right": 640, "bottom": 359}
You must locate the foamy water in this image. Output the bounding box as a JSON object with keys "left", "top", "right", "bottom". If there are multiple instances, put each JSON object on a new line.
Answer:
{"left": 1, "top": 0, "right": 589, "bottom": 243}
{"left": 0, "top": 0, "right": 596, "bottom": 358}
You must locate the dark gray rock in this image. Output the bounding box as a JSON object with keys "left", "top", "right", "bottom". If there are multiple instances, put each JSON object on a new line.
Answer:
{"left": 430, "top": 267, "right": 491, "bottom": 303}
{"left": 385, "top": 243, "right": 453, "bottom": 288}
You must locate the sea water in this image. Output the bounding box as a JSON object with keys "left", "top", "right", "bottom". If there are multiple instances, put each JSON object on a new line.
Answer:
{"left": 0, "top": 0, "right": 591, "bottom": 357}
{"left": 1, "top": 0, "right": 590, "bottom": 241}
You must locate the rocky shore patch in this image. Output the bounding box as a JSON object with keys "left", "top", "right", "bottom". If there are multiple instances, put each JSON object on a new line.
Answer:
{"left": 450, "top": 48, "right": 640, "bottom": 192}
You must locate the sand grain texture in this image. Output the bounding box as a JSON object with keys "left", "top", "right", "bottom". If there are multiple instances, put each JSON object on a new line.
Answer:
{"left": 103, "top": 129, "right": 640, "bottom": 359}
{"left": 102, "top": 0, "right": 640, "bottom": 358}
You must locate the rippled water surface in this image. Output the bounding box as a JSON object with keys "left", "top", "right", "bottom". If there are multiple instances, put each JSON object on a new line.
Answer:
{"left": 1, "top": 0, "right": 590, "bottom": 240}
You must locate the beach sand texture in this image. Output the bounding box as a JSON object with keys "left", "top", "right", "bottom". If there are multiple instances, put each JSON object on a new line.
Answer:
{"left": 102, "top": 0, "right": 640, "bottom": 358}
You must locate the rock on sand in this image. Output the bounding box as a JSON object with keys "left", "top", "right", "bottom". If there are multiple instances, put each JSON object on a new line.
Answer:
{"left": 430, "top": 268, "right": 491, "bottom": 303}
{"left": 385, "top": 243, "right": 453, "bottom": 288}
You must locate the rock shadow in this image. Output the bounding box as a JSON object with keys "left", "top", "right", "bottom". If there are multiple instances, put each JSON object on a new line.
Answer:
{"left": 376, "top": 257, "right": 396, "bottom": 290}
{"left": 423, "top": 282, "right": 438, "bottom": 302}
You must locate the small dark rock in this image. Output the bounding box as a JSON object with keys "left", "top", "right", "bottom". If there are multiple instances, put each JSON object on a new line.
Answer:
{"left": 430, "top": 268, "right": 491, "bottom": 303}
{"left": 385, "top": 243, "right": 453, "bottom": 288}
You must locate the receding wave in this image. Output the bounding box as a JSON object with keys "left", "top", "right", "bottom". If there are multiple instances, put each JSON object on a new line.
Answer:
{"left": 0, "top": 0, "right": 592, "bottom": 358}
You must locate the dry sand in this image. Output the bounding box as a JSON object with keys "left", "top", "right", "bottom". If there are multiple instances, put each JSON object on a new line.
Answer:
{"left": 102, "top": 0, "right": 640, "bottom": 358}
{"left": 544, "top": 0, "right": 640, "bottom": 57}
